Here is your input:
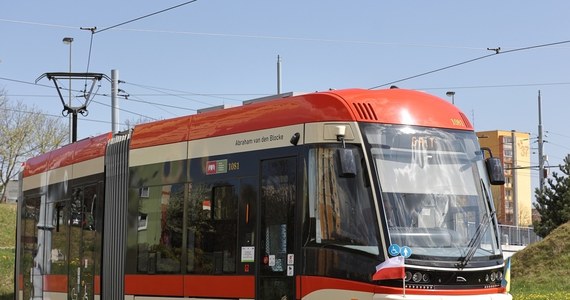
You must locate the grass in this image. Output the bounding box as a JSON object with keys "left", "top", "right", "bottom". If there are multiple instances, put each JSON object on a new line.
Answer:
{"left": 0, "top": 248, "right": 14, "bottom": 297}
{"left": 0, "top": 203, "right": 16, "bottom": 248}
{"left": 510, "top": 221, "right": 570, "bottom": 300}
{"left": 0, "top": 203, "right": 16, "bottom": 297}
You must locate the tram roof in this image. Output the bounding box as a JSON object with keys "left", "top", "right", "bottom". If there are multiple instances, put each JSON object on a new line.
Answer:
{"left": 22, "top": 88, "right": 472, "bottom": 176}
{"left": 23, "top": 133, "right": 112, "bottom": 177}
{"left": 130, "top": 88, "right": 473, "bottom": 149}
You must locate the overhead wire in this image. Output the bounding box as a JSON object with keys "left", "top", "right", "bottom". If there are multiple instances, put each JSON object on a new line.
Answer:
{"left": 89, "top": 99, "right": 156, "bottom": 121}
{"left": 2, "top": 106, "right": 127, "bottom": 126}
{"left": 1, "top": 75, "right": 222, "bottom": 115}
{"left": 547, "top": 142, "right": 570, "bottom": 152}
{"left": 5, "top": 13, "right": 570, "bottom": 95}
{"left": 369, "top": 39, "right": 570, "bottom": 89}
{"left": 93, "top": 85, "right": 200, "bottom": 114}
{"left": 5, "top": 72, "right": 570, "bottom": 133}
{"left": 546, "top": 131, "right": 570, "bottom": 139}
{"left": 122, "top": 81, "right": 243, "bottom": 105}
{"left": 0, "top": 75, "right": 156, "bottom": 120}
{"left": 4, "top": 18, "right": 570, "bottom": 132}
{"left": 0, "top": 18, "right": 491, "bottom": 50}
{"left": 0, "top": 18, "right": 76, "bottom": 29}
{"left": 369, "top": 53, "right": 498, "bottom": 89}
{"left": 123, "top": 94, "right": 183, "bottom": 117}
{"left": 4, "top": 76, "right": 568, "bottom": 100}
{"left": 1, "top": 75, "right": 268, "bottom": 100}
{"left": 124, "top": 96, "right": 196, "bottom": 113}
{"left": 93, "top": 0, "right": 199, "bottom": 35}
{"left": 78, "top": 27, "right": 98, "bottom": 94}
{"left": 416, "top": 81, "right": 570, "bottom": 92}
{"left": 108, "top": 28, "right": 489, "bottom": 50}
{"left": 5, "top": 16, "right": 569, "bottom": 53}
{"left": 59, "top": 1, "right": 201, "bottom": 115}
{"left": 66, "top": 1, "right": 198, "bottom": 106}
{"left": 0, "top": 76, "right": 54, "bottom": 89}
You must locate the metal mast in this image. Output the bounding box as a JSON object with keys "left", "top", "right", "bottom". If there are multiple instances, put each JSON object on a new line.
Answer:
{"left": 538, "top": 90, "right": 545, "bottom": 192}
{"left": 511, "top": 130, "right": 518, "bottom": 226}
{"left": 277, "top": 55, "right": 282, "bottom": 94}
{"left": 111, "top": 69, "right": 120, "bottom": 134}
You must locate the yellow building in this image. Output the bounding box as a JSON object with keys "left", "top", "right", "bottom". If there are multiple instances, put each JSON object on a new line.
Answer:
{"left": 477, "top": 130, "right": 532, "bottom": 226}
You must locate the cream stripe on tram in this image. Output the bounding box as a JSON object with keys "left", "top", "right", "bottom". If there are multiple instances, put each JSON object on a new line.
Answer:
{"left": 129, "top": 124, "right": 304, "bottom": 167}
{"left": 187, "top": 124, "right": 304, "bottom": 159}
{"left": 128, "top": 122, "right": 368, "bottom": 167}
{"left": 22, "top": 157, "right": 104, "bottom": 191}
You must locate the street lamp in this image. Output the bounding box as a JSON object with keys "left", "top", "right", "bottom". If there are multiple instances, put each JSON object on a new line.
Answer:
{"left": 446, "top": 91, "right": 455, "bottom": 105}
{"left": 62, "top": 37, "right": 73, "bottom": 143}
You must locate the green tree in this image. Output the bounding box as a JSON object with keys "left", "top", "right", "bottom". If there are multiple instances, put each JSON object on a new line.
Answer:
{"left": 533, "top": 154, "right": 570, "bottom": 237}
{"left": 0, "top": 90, "right": 68, "bottom": 202}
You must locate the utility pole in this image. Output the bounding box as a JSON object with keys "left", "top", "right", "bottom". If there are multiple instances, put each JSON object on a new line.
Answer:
{"left": 511, "top": 130, "right": 518, "bottom": 227}
{"left": 63, "top": 37, "right": 74, "bottom": 143}
{"left": 111, "top": 69, "right": 119, "bottom": 134}
{"left": 538, "top": 90, "right": 545, "bottom": 192}
{"left": 277, "top": 55, "right": 282, "bottom": 94}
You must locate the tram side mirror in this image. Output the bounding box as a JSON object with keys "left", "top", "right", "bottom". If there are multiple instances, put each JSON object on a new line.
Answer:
{"left": 337, "top": 148, "right": 357, "bottom": 178}
{"left": 486, "top": 157, "right": 505, "bottom": 185}
{"left": 290, "top": 132, "right": 300, "bottom": 146}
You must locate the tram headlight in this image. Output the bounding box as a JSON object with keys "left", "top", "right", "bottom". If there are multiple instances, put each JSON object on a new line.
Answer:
{"left": 490, "top": 272, "right": 496, "bottom": 282}
{"left": 412, "top": 272, "right": 422, "bottom": 283}
{"left": 485, "top": 274, "right": 490, "bottom": 282}
{"left": 498, "top": 271, "right": 503, "bottom": 281}
{"left": 422, "top": 273, "right": 430, "bottom": 283}
{"left": 405, "top": 271, "right": 412, "bottom": 282}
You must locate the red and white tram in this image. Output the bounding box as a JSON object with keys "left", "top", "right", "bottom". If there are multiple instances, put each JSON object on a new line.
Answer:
{"left": 16, "top": 88, "right": 510, "bottom": 299}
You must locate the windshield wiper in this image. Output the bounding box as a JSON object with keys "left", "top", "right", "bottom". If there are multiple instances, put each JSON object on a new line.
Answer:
{"left": 456, "top": 179, "right": 496, "bottom": 269}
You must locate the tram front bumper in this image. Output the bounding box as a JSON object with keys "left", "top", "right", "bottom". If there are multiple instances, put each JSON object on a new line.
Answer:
{"left": 374, "top": 293, "right": 512, "bottom": 300}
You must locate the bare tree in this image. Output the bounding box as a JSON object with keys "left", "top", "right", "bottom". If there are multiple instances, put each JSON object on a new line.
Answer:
{"left": 123, "top": 116, "right": 154, "bottom": 131}
{"left": 0, "top": 90, "right": 68, "bottom": 202}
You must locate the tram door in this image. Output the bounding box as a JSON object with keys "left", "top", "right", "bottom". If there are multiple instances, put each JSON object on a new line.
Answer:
{"left": 258, "top": 157, "right": 297, "bottom": 300}
{"left": 68, "top": 184, "right": 98, "bottom": 300}
{"left": 20, "top": 195, "right": 41, "bottom": 300}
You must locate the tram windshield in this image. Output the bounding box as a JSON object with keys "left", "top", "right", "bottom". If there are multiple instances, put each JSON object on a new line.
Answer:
{"left": 363, "top": 124, "right": 501, "bottom": 263}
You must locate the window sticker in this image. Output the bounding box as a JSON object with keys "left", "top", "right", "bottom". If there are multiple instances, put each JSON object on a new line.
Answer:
{"left": 241, "top": 246, "right": 255, "bottom": 262}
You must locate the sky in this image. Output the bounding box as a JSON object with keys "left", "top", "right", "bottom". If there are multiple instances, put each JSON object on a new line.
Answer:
{"left": 1, "top": 1, "right": 570, "bottom": 193}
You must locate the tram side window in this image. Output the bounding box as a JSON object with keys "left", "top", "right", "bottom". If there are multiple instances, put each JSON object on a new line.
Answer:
{"left": 309, "top": 147, "right": 378, "bottom": 254}
{"left": 137, "top": 184, "right": 184, "bottom": 274}
{"left": 187, "top": 183, "right": 237, "bottom": 274}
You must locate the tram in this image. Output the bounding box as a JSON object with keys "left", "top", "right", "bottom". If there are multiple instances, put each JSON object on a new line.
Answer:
{"left": 15, "top": 88, "right": 511, "bottom": 299}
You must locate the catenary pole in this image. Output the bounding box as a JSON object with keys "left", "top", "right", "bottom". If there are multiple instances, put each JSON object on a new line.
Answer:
{"left": 538, "top": 90, "right": 545, "bottom": 192}
{"left": 277, "top": 55, "right": 282, "bottom": 94}
{"left": 111, "top": 69, "right": 119, "bottom": 134}
{"left": 511, "top": 130, "right": 518, "bottom": 227}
